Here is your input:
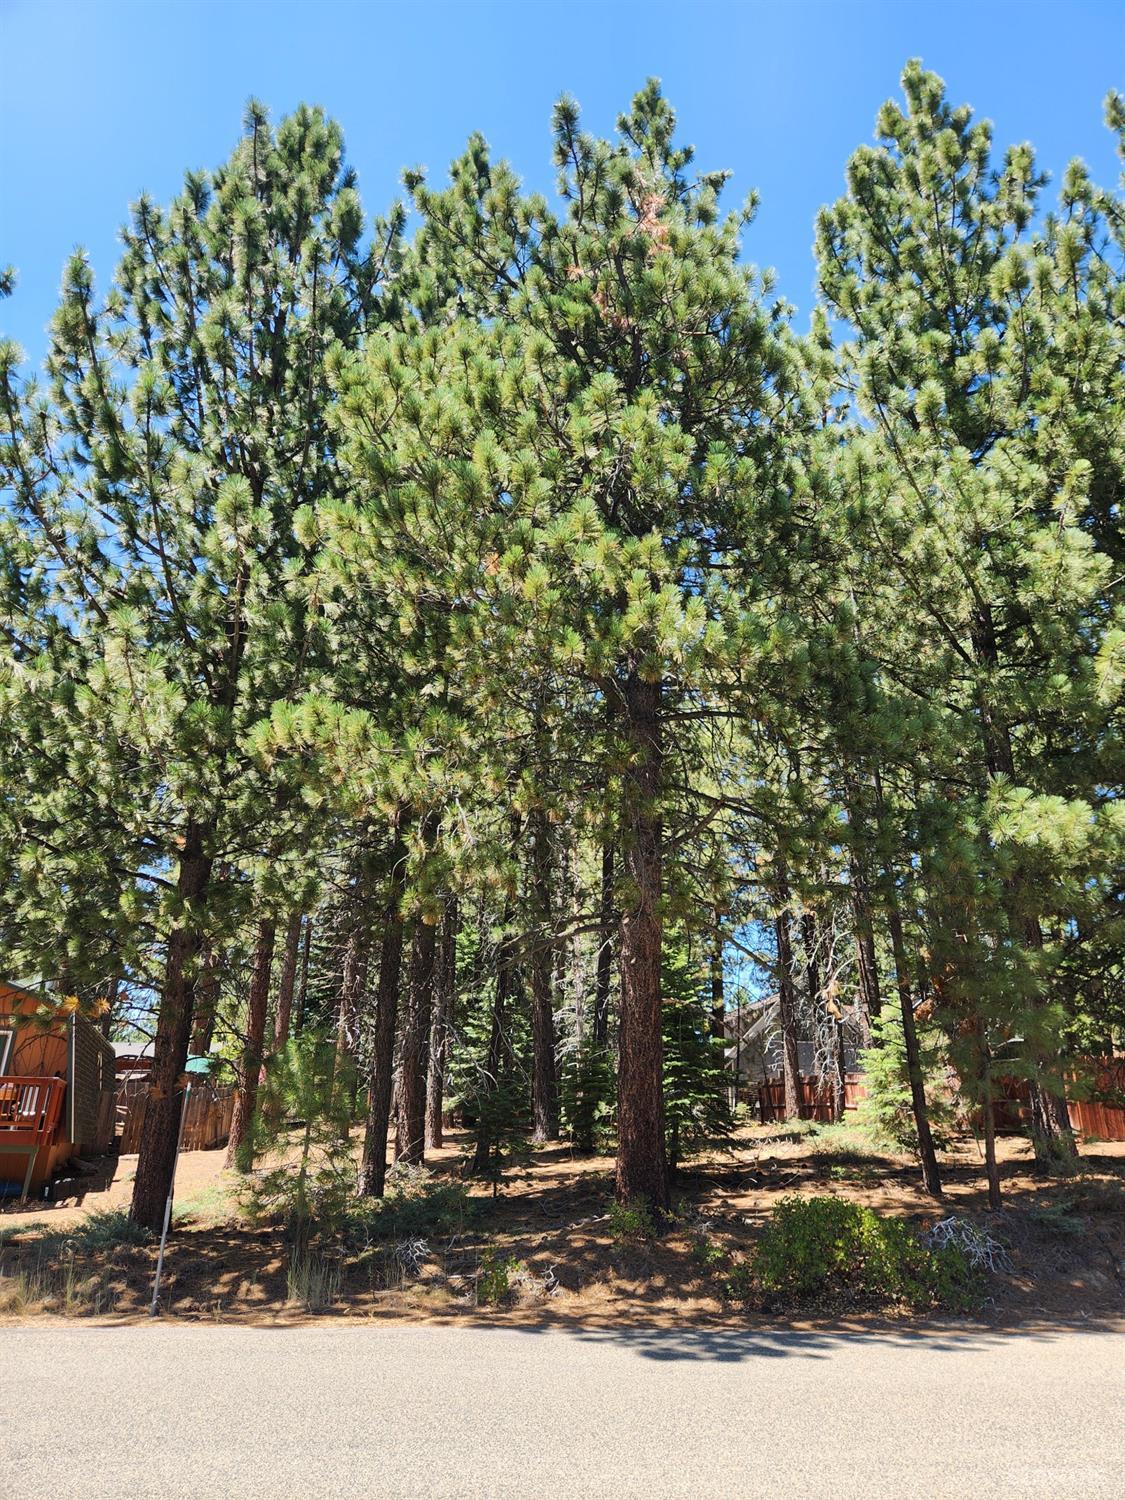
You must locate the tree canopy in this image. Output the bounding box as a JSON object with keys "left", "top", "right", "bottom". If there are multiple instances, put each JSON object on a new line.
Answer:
{"left": 1, "top": 65, "right": 1121, "bottom": 1225}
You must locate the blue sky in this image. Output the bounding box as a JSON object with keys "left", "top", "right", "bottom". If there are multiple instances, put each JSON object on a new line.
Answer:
{"left": 2, "top": 0, "right": 1122, "bottom": 368}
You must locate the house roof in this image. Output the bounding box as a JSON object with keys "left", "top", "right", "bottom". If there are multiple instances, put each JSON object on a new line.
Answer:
{"left": 111, "top": 1039, "right": 155, "bottom": 1059}
{"left": 0, "top": 978, "right": 48, "bottom": 1005}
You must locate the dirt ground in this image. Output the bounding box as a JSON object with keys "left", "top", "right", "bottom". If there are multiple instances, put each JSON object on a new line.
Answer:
{"left": 2, "top": 1122, "right": 1122, "bottom": 1327}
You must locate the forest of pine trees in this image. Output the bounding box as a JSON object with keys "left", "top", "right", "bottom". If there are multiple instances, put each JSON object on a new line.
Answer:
{"left": 1, "top": 62, "right": 1121, "bottom": 1230}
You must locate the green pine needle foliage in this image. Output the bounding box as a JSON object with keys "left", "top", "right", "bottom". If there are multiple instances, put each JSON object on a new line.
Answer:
{"left": 245, "top": 1031, "right": 356, "bottom": 1233}
{"left": 858, "top": 1011, "right": 960, "bottom": 1156}
{"left": 559, "top": 1043, "right": 616, "bottom": 1155}
{"left": 661, "top": 944, "right": 733, "bottom": 1175}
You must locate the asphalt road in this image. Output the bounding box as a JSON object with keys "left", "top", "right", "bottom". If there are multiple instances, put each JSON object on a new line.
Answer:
{"left": 3, "top": 1322, "right": 1122, "bottom": 1499}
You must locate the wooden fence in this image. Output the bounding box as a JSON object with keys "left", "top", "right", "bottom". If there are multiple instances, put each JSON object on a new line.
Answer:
{"left": 756, "top": 1059, "right": 1125, "bottom": 1140}
{"left": 116, "top": 1079, "right": 235, "bottom": 1155}
{"left": 94, "top": 1088, "right": 117, "bottom": 1152}
{"left": 755, "top": 1073, "right": 866, "bottom": 1123}
{"left": 994, "top": 1059, "right": 1125, "bottom": 1141}
{"left": 1067, "top": 1057, "right": 1125, "bottom": 1140}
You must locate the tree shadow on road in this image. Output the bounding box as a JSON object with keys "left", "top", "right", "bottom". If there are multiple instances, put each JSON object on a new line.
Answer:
{"left": 429, "top": 1311, "right": 1125, "bottom": 1363}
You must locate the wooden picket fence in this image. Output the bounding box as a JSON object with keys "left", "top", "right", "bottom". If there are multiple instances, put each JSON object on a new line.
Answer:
{"left": 116, "top": 1078, "right": 235, "bottom": 1154}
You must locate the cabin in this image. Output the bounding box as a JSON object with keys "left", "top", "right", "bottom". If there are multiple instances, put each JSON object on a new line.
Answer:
{"left": 0, "top": 980, "right": 117, "bottom": 1201}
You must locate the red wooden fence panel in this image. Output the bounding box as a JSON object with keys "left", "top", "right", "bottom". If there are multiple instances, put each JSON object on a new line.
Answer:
{"left": 756, "top": 1073, "right": 867, "bottom": 1123}
{"left": 753, "top": 1059, "right": 1125, "bottom": 1139}
{"left": 1066, "top": 1059, "right": 1125, "bottom": 1141}
{"left": 990, "top": 1060, "right": 1125, "bottom": 1140}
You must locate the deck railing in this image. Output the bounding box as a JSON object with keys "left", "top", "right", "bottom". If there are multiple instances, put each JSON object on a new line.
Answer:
{"left": 0, "top": 1076, "right": 66, "bottom": 1145}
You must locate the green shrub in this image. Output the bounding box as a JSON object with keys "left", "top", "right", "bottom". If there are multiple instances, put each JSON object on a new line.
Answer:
{"left": 7, "top": 1208, "right": 152, "bottom": 1263}
{"left": 476, "top": 1247, "right": 520, "bottom": 1305}
{"left": 607, "top": 1196, "right": 656, "bottom": 1243}
{"left": 1026, "top": 1202, "right": 1084, "bottom": 1238}
{"left": 690, "top": 1234, "right": 730, "bottom": 1271}
{"left": 749, "top": 1195, "right": 980, "bottom": 1310}
{"left": 67, "top": 1209, "right": 153, "bottom": 1253}
{"left": 721, "top": 1258, "right": 755, "bottom": 1304}
{"left": 41, "top": 1209, "right": 153, "bottom": 1255}
{"left": 345, "top": 1165, "right": 472, "bottom": 1248}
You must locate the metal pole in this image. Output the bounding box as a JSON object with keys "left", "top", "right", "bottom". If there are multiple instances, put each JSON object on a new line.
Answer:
{"left": 149, "top": 1081, "right": 191, "bottom": 1317}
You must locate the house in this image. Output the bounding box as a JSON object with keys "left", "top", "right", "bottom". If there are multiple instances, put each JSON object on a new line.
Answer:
{"left": 0, "top": 980, "right": 117, "bottom": 1200}
{"left": 728, "top": 992, "right": 1125, "bottom": 1138}
{"left": 724, "top": 994, "right": 866, "bottom": 1121}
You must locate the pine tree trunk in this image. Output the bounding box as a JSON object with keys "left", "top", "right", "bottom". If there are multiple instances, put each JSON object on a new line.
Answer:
{"left": 1022, "top": 915, "right": 1079, "bottom": 1167}
{"left": 358, "top": 820, "right": 408, "bottom": 1198}
{"left": 272, "top": 909, "right": 303, "bottom": 1050}
{"left": 226, "top": 918, "right": 276, "bottom": 1171}
{"left": 774, "top": 882, "right": 801, "bottom": 1122}
{"left": 801, "top": 908, "right": 843, "bottom": 1120}
{"left": 978, "top": 1033, "right": 1002, "bottom": 1210}
{"left": 471, "top": 919, "right": 517, "bottom": 1176}
{"left": 529, "top": 808, "right": 559, "bottom": 1143}
{"left": 530, "top": 947, "right": 559, "bottom": 1143}
{"left": 1027, "top": 1079, "right": 1076, "bottom": 1160}
{"left": 885, "top": 892, "right": 944, "bottom": 1198}
{"left": 130, "top": 823, "right": 213, "bottom": 1231}
{"left": 848, "top": 856, "right": 881, "bottom": 1047}
{"left": 190, "top": 945, "right": 220, "bottom": 1056}
{"left": 560, "top": 826, "right": 586, "bottom": 1045}
{"left": 425, "top": 898, "right": 459, "bottom": 1151}
{"left": 852, "top": 921, "right": 879, "bottom": 1049}
{"left": 869, "top": 773, "right": 943, "bottom": 1197}
{"left": 593, "top": 841, "right": 614, "bottom": 1046}
{"left": 333, "top": 922, "right": 366, "bottom": 1096}
{"left": 710, "top": 927, "right": 726, "bottom": 1041}
{"left": 396, "top": 918, "right": 436, "bottom": 1165}
{"left": 615, "top": 672, "right": 668, "bottom": 1210}
{"left": 833, "top": 1021, "right": 847, "bottom": 1122}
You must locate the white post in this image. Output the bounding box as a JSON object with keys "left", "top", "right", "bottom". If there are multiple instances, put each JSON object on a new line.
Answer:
{"left": 149, "top": 1081, "right": 191, "bottom": 1317}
